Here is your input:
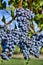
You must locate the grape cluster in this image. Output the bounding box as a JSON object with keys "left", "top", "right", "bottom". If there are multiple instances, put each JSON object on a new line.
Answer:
{"left": 16, "top": 8, "right": 32, "bottom": 60}
{"left": 0, "top": 8, "right": 43, "bottom": 61}
{"left": 0, "top": 26, "right": 21, "bottom": 60}
{"left": 0, "top": 8, "right": 30, "bottom": 60}
{"left": 18, "top": 41, "right": 30, "bottom": 60}
{"left": 29, "top": 33, "right": 43, "bottom": 58}
{"left": 16, "top": 8, "right": 35, "bottom": 21}
{"left": 0, "top": 25, "right": 16, "bottom": 60}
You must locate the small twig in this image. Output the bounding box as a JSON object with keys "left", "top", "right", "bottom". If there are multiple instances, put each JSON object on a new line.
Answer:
{"left": 27, "top": 0, "right": 33, "bottom": 11}
{"left": 18, "top": 0, "right": 23, "bottom": 8}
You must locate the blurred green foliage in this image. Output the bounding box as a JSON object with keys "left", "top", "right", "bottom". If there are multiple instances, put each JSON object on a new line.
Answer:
{"left": 14, "top": 46, "right": 20, "bottom": 54}
{"left": 40, "top": 48, "right": 43, "bottom": 54}
{"left": 0, "top": 45, "right": 2, "bottom": 54}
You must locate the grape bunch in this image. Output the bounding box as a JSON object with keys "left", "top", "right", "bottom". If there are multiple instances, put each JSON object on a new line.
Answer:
{"left": 16, "top": 8, "right": 35, "bottom": 21}
{"left": 29, "top": 33, "right": 43, "bottom": 58}
{"left": 15, "top": 7, "right": 35, "bottom": 60}
{"left": 18, "top": 41, "right": 30, "bottom": 60}
{"left": 16, "top": 8, "right": 29, "bottom": 60}
{"left": 0, "top": 8, "right": 31, "bottom": 60}
{"left": 0, "top": 26, "right": 21, "bottom": 60}
{"left": 0, "top": 26, "right": 15, "bottom": 60}
{"left": 0, "top": 7, "right": 43, "bottom": 61}
{"left": 0, "top": 0, "right": 38, "bottom": 61}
